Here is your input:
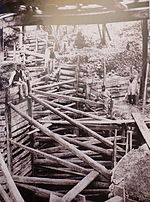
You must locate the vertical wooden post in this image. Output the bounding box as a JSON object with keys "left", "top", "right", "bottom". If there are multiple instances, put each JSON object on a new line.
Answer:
{"left": 97, "top": 24, "right": 102, "bottom": 42}
{"left": 102, "top": 24, "right": 106, "bottom": 45}
{"left": 75, "top": 55, "right": 80, "bottom": 95}
{"left": 27, "top": 80, "right": 35, "bottom": 178}
{"left": 5, "top": 88, "right": 12, "bottom": 173}
{"left": 13, "top": 43, "right": 16, "bottom": 62}
{"left": 0, "top": 28, "right": 4, "bottom": 62}
{"left": 142, "top": 62, "right": 149, "bottom": 113}
{"left": 19, "top": 26, "right": 23, "bottom": 50}
{"left": 139, "top": 19, "right": 148, "bottom": 99}
{"left": 129, "top": 131, "right": 133, "bottom": 151}
{"left": 103, "top": 60, "right": 106, "bottom": 86}
{"left": 35, "top": 38, "right": 38, "bottom": 53}
{"left": 27, "top": 80, "right": 33, "bottom": 118}
{"left": 113, "top": 129, "right": 117, "bottom": 167}
{"left": 125, "top": 131, "right": 129, "bottom": 154}
{"left": 105, "top": 25, "right": 111, "bottom": 41}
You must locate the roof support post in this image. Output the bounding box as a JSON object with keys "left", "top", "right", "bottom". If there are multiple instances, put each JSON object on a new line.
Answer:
{"left": 139, "top": 19, "right": 149, "bottom": 99}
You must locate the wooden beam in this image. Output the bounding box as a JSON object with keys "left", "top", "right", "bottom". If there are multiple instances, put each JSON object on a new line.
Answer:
{"left": 10, "top": 139, "right": 89, "bottom": 175}
{"left": 49, "top": 193, "right": 64, "bottom": 202}
{"left": 62, "top": 136, "right": 112, "bottom": 156}
{"left": 33, "top": 90, "right": 104, "bottom": 109}
{"left": 38, "top": 0, "right": 125, "bottom": 7}
{"left": 44, "top": 100, "right": 109, "bottom": 121}
{"left": 5, "top": 89, "right": 12, "bottom": 173}
{"left": 23, "top": 8, "right": 149, "bottom": 25}
{"left": 0, "top": 184, "right": 13, "bottom": 202}
{"left": 62, "top": 170, "right": 99, "bottom": 202}
{"left": 13, "top": 175, "right": 79, "bottom": 186}
{"left": 140, "top": 19, "right": 149, "bottom": 99}
{"left": 0, "top": 152, "right": 24, "bottom": 202}
{"left": 16, "top": 183, "right": 63, "bottom": 199}
{"left": 132, "top": 113, "right": 150, "bottom": 149}
{"left": 30, "top": 94, "right": 112, "bottom": 148}
{"left": 33, "top": 79, "right": 76, "bottom": 90}
{"left": 9, "top": 102, "right": 111, "bottom": 178}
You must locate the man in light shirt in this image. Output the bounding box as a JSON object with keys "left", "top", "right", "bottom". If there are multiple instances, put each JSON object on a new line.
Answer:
{"left": 127, "top": 76, "right": 138, "bottom": 105}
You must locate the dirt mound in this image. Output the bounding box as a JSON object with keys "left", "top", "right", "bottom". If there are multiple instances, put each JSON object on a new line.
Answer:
{"left": 110, "top": 144, "right": 150, "bottom": 201}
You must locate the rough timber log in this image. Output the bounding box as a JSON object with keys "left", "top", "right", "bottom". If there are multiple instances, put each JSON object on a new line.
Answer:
{"left": 33, "top": 79, "right": 76, "bottom": 90}
{"left": 9, "top": 103, "right": 111, "bottom": 178}
{"left": 10, "top": 139, "right": 89, "bottom": 175}
{"left": 62, "top": 170, "right": 99, "bottom": 202}
{"left": 26, "top": 8, "right": 149, "bottom": 25}
{"left": 13, "top": 175, "right": 109, "bottom": 188}
{"left": 62, "top": 136, "right": 112, "bottom": 156}
{"left": 16, "top": 183, "right": 63, "bottom": 199}
{"left": 0, "top": 152, "right": 24, "bottom": 202}
{"left": 0, "top": 184, "right": 13, "bottom": 202}
{"left": 45, "top": 100, "right": 109, "bottom": 121}
{"left": 33, "top": 90, "right": 103, "bottom": 107}
{"left": 13, "top": 175, "right": 80, "bottom": 186}
{"left": 30, "top": 94, "right": 112, "bottom": 148}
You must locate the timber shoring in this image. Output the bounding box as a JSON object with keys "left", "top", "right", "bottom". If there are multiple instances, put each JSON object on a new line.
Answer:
{"left": 9, "top": 102, "right": 111, "bottom": 179}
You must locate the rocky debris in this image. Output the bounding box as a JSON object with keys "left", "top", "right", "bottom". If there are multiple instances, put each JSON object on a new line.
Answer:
{"left": 110, "top": 144, "right": 150, "bottom": 201}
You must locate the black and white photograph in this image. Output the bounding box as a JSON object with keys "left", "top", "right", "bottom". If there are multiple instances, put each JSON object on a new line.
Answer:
{"left": 0, "top": 0, "right": 149, "bottom": 201}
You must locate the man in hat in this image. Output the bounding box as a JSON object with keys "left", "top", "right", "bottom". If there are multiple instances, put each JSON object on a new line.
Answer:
{"left": 9, "top": 64, "right": 28, "bottom": 99}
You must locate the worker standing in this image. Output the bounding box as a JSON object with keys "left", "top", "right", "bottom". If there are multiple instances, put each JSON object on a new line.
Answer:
{"left": 101, "top": 85, "right": 113, "bottom": 118}
{"left": 48, "top": 47, "right": 56, "bottom": 74}
{"left": 127, "top": 76, "right": 138, "bottom": 105}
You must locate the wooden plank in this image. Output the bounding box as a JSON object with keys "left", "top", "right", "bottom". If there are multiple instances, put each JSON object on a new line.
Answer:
{"left": 9, "top": 102, "right": 111, "bottom": 178}
{"left": 45, "top": 100, "right": 110, "bottom": 121}
{"left": 49, "top": 193, "right": 64, "bottom": 202}
{"left": 33, "top": 79, "right": 76, "bottom": 90}
{"left": 27, "top": 7, "right": 149, "bottom": 25}
{"left": 132, "top": 113, "right": 150, "bottom": 149}
{"left": 13, "top": 175, "right": 79, "bottom": 186}
{"left": 0, "top": 152, "right": 24, "bottom": 202}
{"left": 0, "top": 184, "right": 13, "bottom": 202}
{"left": 62, "top": 136, "right": 112, "bottom": 156}
{"left": 11, "top": 120, "right": 29, "bottom": 133}
{"left": 10, "top": 140, "right": 89, "bottom": 175}
{"left": 139, "top": 19, "right": 149, "bottom": 99}
{"left": 16, "top": 183, "right": 62, "bottom": 199}
{"left": 30, "top": 95, "right": 112, "bottom": 148}
{"left": 5, "top": 88, "right": 12, "bottom": 173}
{"left": 62, "top": 170, "right": 99, "bottom": 202}
{"left": 32, "top": 90, "right": 103, "bottom": 106}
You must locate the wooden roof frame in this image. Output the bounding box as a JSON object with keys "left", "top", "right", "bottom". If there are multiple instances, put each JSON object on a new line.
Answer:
{"left": 0, "top": 0, "right": 149, "bottom": 25}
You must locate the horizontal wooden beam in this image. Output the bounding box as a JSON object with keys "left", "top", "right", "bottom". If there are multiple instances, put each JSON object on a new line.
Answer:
{"left": 21, "top": 7, "right": 149, "bottom": 25}
{"left": 9, "top": 102, "right": 111, "bottom": 178}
